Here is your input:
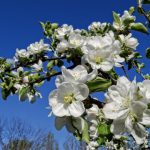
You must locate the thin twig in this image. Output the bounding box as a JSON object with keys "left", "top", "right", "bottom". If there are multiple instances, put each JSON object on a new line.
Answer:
{"left": 30, "top": 65, "right": 75, "bottom": 85}
{"left": 132, "top": 61, "right": 145, "bottom": 79}
{"left": 121, "top": 66, "right": 129, "bottom": 79}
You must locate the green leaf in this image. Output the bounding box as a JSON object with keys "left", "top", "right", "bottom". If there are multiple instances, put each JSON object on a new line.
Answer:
{"left": 97, "top": 137, "right": 105, "bottom": 145}
{"left": 87, "top": 77, "right": 112, "bottom": 93}
{"left": 143, "top": 0, "right": 150, "bottom": 4}
{"left": 51, "top": 23, "right": 59, "bottom": 30}
{"left": 39, "top": 21, "right": 45, "bottom": 30}
{"left": 47, "top": 60, "right": 54, "bottom": 70}
{"left": 123, "top": 18, "right": 135, "bottom": 26}
{"left": 19, "top": 86, "right": 28, "bottom": 101}
{"left": 29, "top": 73, "right": 41, "bottom": 82}
{"left": 1, "top": 89, "right": 10, "bottom": 100}
{"left": 113, "top": 11, "right": 121, "bottom": 24}
{"left": 82, "top": 120, "right": 90, "bottom": 143}
{"left": 130, "top": 23, "right": 148, "bottom": 34}
{"left": 146, "top": 48, "right": 150, "bottom": 58}
{"left": 98, "top": 123, "right": 111, "bottom": 136}
{"left": 129, "top": 6, "right": 135, "bottom": 14}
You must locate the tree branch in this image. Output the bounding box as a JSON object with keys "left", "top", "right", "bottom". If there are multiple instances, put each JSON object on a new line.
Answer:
{"left": 83, "top": 96, "right": 105, "bottom": 109}
{"left": 6, "top": 56, "right": 66, "bottom": 72}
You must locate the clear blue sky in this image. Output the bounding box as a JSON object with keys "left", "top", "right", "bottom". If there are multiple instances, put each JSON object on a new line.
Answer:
{"left": 0, "top": 0, "right": 150, "bottom": 149}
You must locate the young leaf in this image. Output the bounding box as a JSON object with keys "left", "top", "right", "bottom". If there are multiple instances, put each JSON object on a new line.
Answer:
{"left": 19, "top": 86, "right": 28, "bottom": 101}
{"left": 82, "top": 120, "right": 90, "bottom": 143}
{"left": 98, "top": 123, "right": 111, "bottom": 136}
{"left": 2, "top": 89, "right": 10, "bottom": 100}
{"left": 87, "top": 77, "right": 112, "bottom": 92}
{"left": 130, "top": 23, "right": 148, "bottom": 34}
{"left": 113, "top": 11, "right": 121, "bottom": 24}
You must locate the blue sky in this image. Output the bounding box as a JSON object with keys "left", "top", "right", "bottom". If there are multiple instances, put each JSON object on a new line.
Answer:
{"left": 0, "top": 0, "right": 150, "bottom": 149}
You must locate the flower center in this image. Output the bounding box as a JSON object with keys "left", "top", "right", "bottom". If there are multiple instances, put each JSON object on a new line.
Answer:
{"left": 95, "top": 56, "right": 103, "bottom": 64}
{"left": 129, "top": 111, "right": 138, "bottom": 122}
{"left": 63, "top": 93, "right": 75, "bottom": 104}
{"left": 122, "top": 99, "right": 131, "bottom": 108}
{"left": 72, "top": 72, "right": 80, "bottom": 80}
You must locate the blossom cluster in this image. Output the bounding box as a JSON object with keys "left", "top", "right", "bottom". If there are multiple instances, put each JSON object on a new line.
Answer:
{"left": 14, "top": 39, "right": 50, "bottom": 62}
{"left": 103, "top": 76, "right": 150, "bottom": 145}
{"left": 54, "top": 21, "right": 138, "bottom": 71}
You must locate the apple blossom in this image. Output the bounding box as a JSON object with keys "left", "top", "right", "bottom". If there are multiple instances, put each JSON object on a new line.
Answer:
{"left": 15, "top": 49, "right": 30, "bottom": 59}
{"left": 68, "top": 33, "right": 85, "bottom": 48}
{"left": 138, "top": 80, "right": 150, "bottom": 104}
{"left": 119, "top": 33, "right": 139, "bottom": 49}
{"left": 31, "top": 60, "right": 43, "bottom": 72}
{"left": 55, "top": 24, "right": 73, "bottom": 40}
{"left": 55, "top": 65, "right": 97, "bottom": 87}
{"left": 113, "top": 10, "right": 136, "bottom": 30}
{"left": 103, "top": 76, "right": 150, "bottom": 144}
{"left": 49, "top": 82, "right": 89, "bottom": 117}
{"left": 27, "top": 39, "right": 50, "bottom": 55}
{"left": 88, "top": 22, "right": 107, "bottom": 31}
{"left": 81, "top": 32, "right": 124, "bottom": 71}
{"left": 56, "top": 40, "right": 69, "bottom": 53}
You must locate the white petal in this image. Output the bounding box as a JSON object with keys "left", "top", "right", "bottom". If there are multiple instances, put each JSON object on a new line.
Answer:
{"left": 62, "top": 66, "right": 74, "bottom": 82}
{"left": 52, "top": 103, "right": 69, "bottom": 117}
{"left": 131, "top": 101, "right": 147, "bottom": 119}
{"left": 131, "top": 123, "right": 146, "bottom": 145}
{"left": 111, "top": 117, "right": 126, "bottom": 135}
{"left": 100, "top": 61, "right": 113, "bottom": 72}
{"left": 107, "top": 86, "right": 125, "bottom": 103}
{"left": 68, "top": 101, "right": 85, "bottom": 117}
{"left": 103, "top": 102, "right": 128, "bottom": 119}
{"left": 55, "top": 75, "right": 64, "bottom": 88}
{"left": 87, "top": 69, "right": 98, "bottom": 81}
{"left": 125, "top": 116, "right": 133, "bottom": 133}
{"left": 49, "top": 89, "right": 58, "bottom": 106}
{"left": 75, "top": 84, "right": 89, "bottom": 101}
{"left": 140, "top": 109, "right": 150, "bottom": 126}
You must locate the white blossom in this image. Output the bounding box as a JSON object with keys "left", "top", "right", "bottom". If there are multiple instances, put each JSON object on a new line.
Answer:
{"left": 56, "top": 40, "right": 69, "bottom": 53}
{"left": 31, "top": 60, "right": 43, "bottom": 72}
{"left": 49, "top": 82, "right": 89, "bottom": 117}
{"left": 103, "top": 76, "right": 150, "bottom": 144}
{"left": 27, "top": 39, "right": 50, "bottom": 55}
{"left": 15, "top": 49, "right": 30, "bottom": 59}
{"left": 55, "top": 24, "right": 73, "bottom": 40}
{"left": 119, "top": 33, "right": 139, "bottom": 49}
{"left": 82, "top": 32, "right": 124, "bottom": 71}
{"left": 88, "top": 22, "right": 107, "bottom": 31}
{"left": 55, "top": 65, "right": 97, "bottom": 87}
{"left": 113, "top": 10, "right": 136, "bottom": 30}
{"left": 68, "top": 33, "right": 85, "bottom": 48}
{"left": 138, "top": 80, "right": 150, "bottom": 104}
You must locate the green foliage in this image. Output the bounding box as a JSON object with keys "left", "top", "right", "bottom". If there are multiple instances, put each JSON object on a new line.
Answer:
{"left": 40, "top": 21, "right": 59, "bottom": 37}
{"left": 98, "top": 123, "right": 111, "bottom": 136}
{"left": 113, "top": 11, "right": 121, "bottom": 24}
{"left": 47, "top": 60, "right": 54, "bottom": 70}
{"left": 19, "top": 86, "right": 29, "bottom": 101}
{"left": 97, "top": 122, "right": 112, "bottom": 146}
{"left": 81, "top": 120, "right": 90, "bottom": 143}
{"left": 130, "top": 23, "right": 148, "bottom": 34}
{"left": 87, "top": 77, "right": 112, "bottom": 93}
